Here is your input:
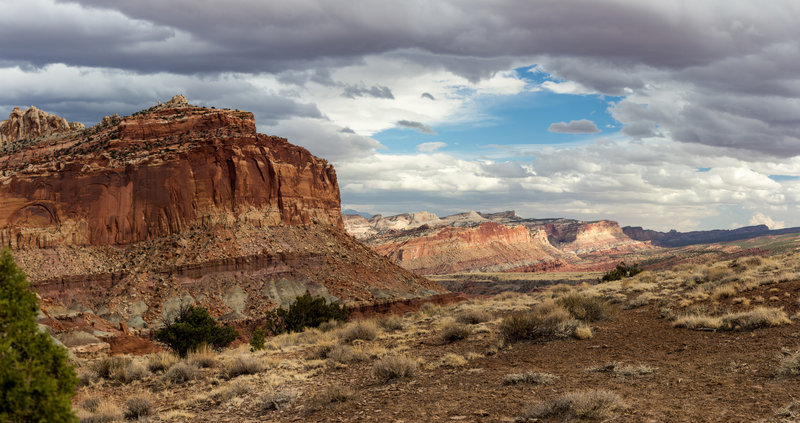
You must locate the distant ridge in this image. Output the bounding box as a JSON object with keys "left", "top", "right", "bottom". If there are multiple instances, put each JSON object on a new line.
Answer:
{"left": 622, "top": 224, "right": 800, "bottom": 247}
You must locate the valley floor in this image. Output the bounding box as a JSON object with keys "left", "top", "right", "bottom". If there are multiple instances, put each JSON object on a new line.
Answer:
{"left": 73, "top": 254, "right": 800, "bottom": 422}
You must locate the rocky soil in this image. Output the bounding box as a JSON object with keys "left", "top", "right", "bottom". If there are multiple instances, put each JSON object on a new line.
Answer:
{"left": 71, "top": 252, "right": 800, "bottom": 422}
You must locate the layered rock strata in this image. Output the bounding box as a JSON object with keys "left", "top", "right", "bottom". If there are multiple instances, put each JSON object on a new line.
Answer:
{"left": 2, "top": 96, "right": 441, "bottom": 328}
{"left": 346, "top": 211, "right": 652, "bottom": 275}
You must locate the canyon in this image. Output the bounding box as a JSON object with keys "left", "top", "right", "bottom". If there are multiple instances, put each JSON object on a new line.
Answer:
{"left": 344, "top": 210, "right": 652, "bottom": 275}
{"left": 1, "top": 96, "right": 441, "bottom": 336}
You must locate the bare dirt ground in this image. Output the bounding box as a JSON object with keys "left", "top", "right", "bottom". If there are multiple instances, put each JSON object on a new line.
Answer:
{"left": 72, "top": 255, "right": 800, "bottom": 422}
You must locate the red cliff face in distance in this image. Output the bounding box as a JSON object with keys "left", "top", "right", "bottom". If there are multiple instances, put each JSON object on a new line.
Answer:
{"left": 345, "top": 211, "right": 652, "bottom": 275}
{"left": 1, "top": 96, "right": 440, "bottom": 329}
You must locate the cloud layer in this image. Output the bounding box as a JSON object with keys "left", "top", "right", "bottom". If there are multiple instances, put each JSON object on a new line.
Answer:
{"left": 2, "top": 0, "right": 800, "bottom": 230}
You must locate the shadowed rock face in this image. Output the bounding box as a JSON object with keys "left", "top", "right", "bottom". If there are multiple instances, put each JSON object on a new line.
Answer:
{"left": 2, "top": 96, "right": 441, "bottom": 326}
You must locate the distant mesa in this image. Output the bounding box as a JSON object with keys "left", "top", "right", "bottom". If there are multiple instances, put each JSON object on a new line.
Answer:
{"left": 622, "top": 224, "right": 800, "bottom": 247}
{"left": 344, "top": 210, "right": 652, "bottom": 275}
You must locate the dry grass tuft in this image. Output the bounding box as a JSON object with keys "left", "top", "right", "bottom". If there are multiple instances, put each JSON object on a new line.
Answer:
{"left": 338, "top": 320, "right": 379, "bottom": 343}
{"left": 378, "top": 315, "right": 405, "bottom": 331}
{"left": 326, "top": 344, "right": 369, "bottom": 364}
{"left": 574, "top": 323, "right": 593, "bottom": 339}
{"left": 147, "top": 351, "right": 180, "bottom": 373}
{"left": 188, "top": 343, "right": 218, "bottom": 368}
{"left": 614, "top": 364, "right": 655, "bottom": 378}
{"left": 519, "top": 389, "right": 625, "bottom": 420}
{"left": 674, "top": 307, "right": 790, "bottom": 331}
{"left": 439, "top": 353, "right": 468, "bottom": 368}
{"left": 499, "top": 300, "right": 580, "bottom": 343}
{"left": 226, "top": 354, "right": 265, "bottom": 378}
{"left": 163, "top": 362, "right": 197, "bottom": 384}
{"left": 308, "top": 384, "right": 356, "bottom": 410}
{"left": 438, "top": 320, "right": 471, "bottom": 344}
{"left": 123, "top": 395, "right": 152, "bottom": 420}
{"left": 77, "top": 400, "right": 122, "bottom": 423}
{"left": 260, "top": 389, "right": 298, "bottom": 411}
{"left": 502, "top": 371, "right": 557, "bottom": 385}
{"left": 456, "top": 309, "right": 491, "bottom": 324}
{"left": 373, "top": 354, "right": 417, "bottom": 382}
{"left": 556, "top": 292, "right": 618, "bottom": 322}
{"left": 777, "top": 352, "right": 800, "bottom": 377}
{"left": 91, "top": 356, "right": 148, "bottom": 384}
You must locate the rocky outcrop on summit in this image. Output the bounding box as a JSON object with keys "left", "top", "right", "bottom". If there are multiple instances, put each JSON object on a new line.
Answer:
{"left": 346, "top": 211, "right": 652, "bottom": 275}
{"left": 0, "top": 106, "right": 84, "bottom": 144}
{"left": 2, "top": 96, "right": 440, "bottom": 327}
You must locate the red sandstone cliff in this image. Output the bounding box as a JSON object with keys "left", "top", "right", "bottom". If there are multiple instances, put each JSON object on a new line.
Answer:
{"left": 345, "top": 212, "right": 652, "bottom": 275}
{"left": 364, "top": 221, "right": 568, "bottom": 275}
{"left": 0, "top": 95, "right": 341, "bottom": 249}
{"left": 1, "top": 96, "right": 441, "bottom": 328}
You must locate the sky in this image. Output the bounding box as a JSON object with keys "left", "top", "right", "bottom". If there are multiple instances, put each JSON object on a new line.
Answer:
{"left": 2, "top": 0, "right": 800, "bottom": 231}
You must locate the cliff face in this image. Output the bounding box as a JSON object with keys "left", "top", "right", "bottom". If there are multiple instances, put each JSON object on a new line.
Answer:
{"left": 346, "top": 211, "right": 652, "bottom": 275}
{"left": 0, "top": 106, "right": 84, "bottom": 144}
{"left": 542, "top": 219, "right": 646, "bottom": 255}
{"left": 2, "top": 96, "right": 441, "bottom": 328}
{"left": 0, "top": 95, "right": 341, "bottom": 249}
{"left": 367, "top": 222, "right": 567, "bottom": 275}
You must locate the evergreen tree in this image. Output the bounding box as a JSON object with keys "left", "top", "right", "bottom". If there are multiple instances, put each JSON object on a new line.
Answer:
{"left": 0, "top": 248, "right": 78, "bottom": 422}
{"left": 155, "top": 305, "right": 238, "bottom": 357}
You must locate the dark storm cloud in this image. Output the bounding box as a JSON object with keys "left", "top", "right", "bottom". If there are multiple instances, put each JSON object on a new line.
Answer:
{"left": 341, "top": 84, "right": 394, "bottom": 99}
{"left": 3, "top": 0, "right": 800, "bottom": 157}
{"left": 396, "top": 120, "right": 436, "bottom": 135}
{"left": 30, "top": 0, "right": 785, "bottom": 75}
{"left": 548, "top": 119, "right": 600, "bottom": 134}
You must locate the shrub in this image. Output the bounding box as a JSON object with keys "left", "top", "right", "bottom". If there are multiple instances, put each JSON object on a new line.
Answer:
{"left": 147, "top": 351, "right": 180, "bottom": 373}
{"left": 78, "top": 401, "right": 122, "bottom": 423}
{"left": 674, "top": 307, "right": 790, "bottom": 331}
{"left": 155, "top": 305, "right": 238, "bottom": 357}
{"left": 326, "top": 344, "right": 368, "bottom": 364}
{"left": 249, "top": 327, "right": 266, "bottom": 352}
{"left": 0, "top": 248, "right": 78, "bottom": 422}
{"left": 265, "top": 291, "right": 349, "bottom": 335}
{"left": 338, "top": 320, "right": 379, "bottom": 343}
{"left": 499, "top": 301, "right": 579, "bottom": 343}
{"left": 439, "top": 353, "right": 467, "bottom": 368}
{"left": 373, "top": 355, "right": 417, "bottom": 382}
{"left": 226, "top": 354, "right": 264, "bottom": 378}
{"left": 614, "top": 364, "right": 655, "bottom": 378}
{"left": 502, "top": 371, "right": 557, "bottom": 385}
{"left": 378, "top": 315, "right": 405, "bottom": 331}
{"left": 123, "top": 396, "right": 151, "bottom": 420}
{"left": 92, "top": 356, "right": 129, "bottom": 380}
{"left": 438, "top": 321, "right": 471, "bottom": 344}
{"left": 456, "top": 309, "right": 491, "bottom": 325}
{"left": 557, "top": 292, "right": 617, "bottom": 322}
{"left": 520, "top": 389, "right": 625, "bottom": 420}
{"left": 260, "top": 390, "right": 297, "bottom": 411}
{"left": 600, "top": 262, "right": 642, "bottom": 282}
{"left": 777, "top": 352, "right": 800, "bottom": 377}
{"left": 163, "top": 362, "right": 197, "bottom": 384}
{"left": 188, "top": 344, "right": 217, "bottom": 369}
{"left": 308, "top": 384, "right": 355, "bottom": 410}
{"left": 81, "top": 397, "right": 103, "bottom": 412}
